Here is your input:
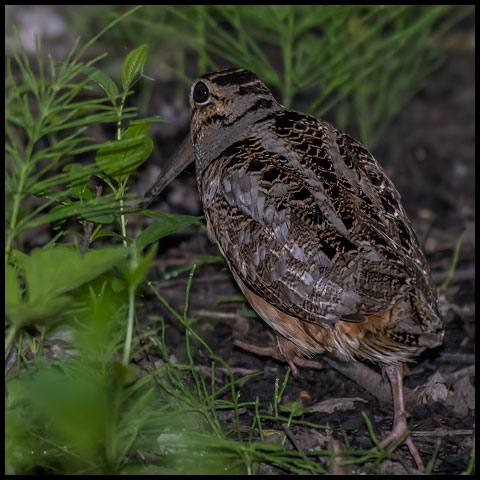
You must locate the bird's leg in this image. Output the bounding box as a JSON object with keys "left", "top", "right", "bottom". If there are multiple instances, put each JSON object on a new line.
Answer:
{"left": 233, "top": 339, "right": 300, "bottom": 376}
{"left": 376, "top": 363, "right": 424, "bottom": 471}
{"left": 233, "top": 338, "right": 325, "bottom": 378}
{"left": 233, "top": 339, "right": 283, "bottom": 362}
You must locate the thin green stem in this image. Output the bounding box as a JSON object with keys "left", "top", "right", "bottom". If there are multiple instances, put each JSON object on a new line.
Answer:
{"left": 115, "top": 91, "right": 129, "bottom": 247}
{"left": 439, "top": 241, "right": 461, "bottom": 293}
{"left": 75, "top": 6, "right": 143, "bottom": 63}
{"left": 255, "top": 396, "right": 264, "bottom": 441}
{"left": 6, "top": 158, "right": 30, "bottom": 260}
{"left": 116, "top": 91, "right": 127, "bottom": 141}
{"left": 6, "top": 71, "right": 50, "bottom": 259}
{"left": 274, "top": 377, "right": 280, "bottom": 418}
{"left": 281, "top": 7, "right": 295, "bottom": 109}
{"left": 466, "top": 435, "right": 475, "bottom": 475}
{"left": 122, "top": 284, "right": 136, "bottom": 366}
{"left": 119, "top": 197, "right": 128, "bottom": 247}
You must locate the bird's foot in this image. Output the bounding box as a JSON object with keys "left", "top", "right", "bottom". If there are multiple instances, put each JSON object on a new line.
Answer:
{"left": 374, "top": 364, "right": 425, "bottom": 472}
{"left": 374, "top": 413, "right": 424, "bottom": 472}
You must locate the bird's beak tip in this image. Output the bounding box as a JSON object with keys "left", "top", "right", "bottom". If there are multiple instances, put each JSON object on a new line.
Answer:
{"left": 141, "top": 135, "right": 194, "bottom": 207}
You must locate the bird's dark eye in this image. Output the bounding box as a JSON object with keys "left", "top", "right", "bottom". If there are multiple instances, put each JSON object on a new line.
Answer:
{"left": 193, "top": 81, "right": 210, "bottom": 104}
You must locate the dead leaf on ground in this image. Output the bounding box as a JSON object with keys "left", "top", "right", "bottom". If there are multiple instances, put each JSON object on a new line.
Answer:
{"left": 413, "top": 371, "right": 449, "bottom": 405}
{"left": 445, "top": 374, "right": 475, "bottom": 418}
{"left": 311, "top": 397, "right": 367, "bottom": 414}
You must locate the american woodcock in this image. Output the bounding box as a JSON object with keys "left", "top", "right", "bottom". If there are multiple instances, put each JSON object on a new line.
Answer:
{"left": 144, "top": 68, "right": 444, "bottom": 469}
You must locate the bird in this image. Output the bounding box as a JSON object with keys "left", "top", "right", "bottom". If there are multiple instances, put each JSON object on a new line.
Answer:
{"left": 143, "top": 68, "right": 444, "bottom": 469}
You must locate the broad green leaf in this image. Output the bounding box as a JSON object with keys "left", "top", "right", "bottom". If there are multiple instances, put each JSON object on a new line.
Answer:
{"left": 6, "top": 295, "right": 72, "bottom": 328}
{"left": 24, "top": 246, "right": 128, "bottom": 302}
{"left": 80, "top": 205, "right": 116, "bottom": 224}
{"left": 124, "top": 243, "right": 158, "bottom": 289}
{"left": 130, "top": 116, "right": 165, "bottom": 124}
{"left": 66, "top": 163, "right": 94, "bottom": 187}
{"left": 95, "top": 132, "right": 153, "bottom": 178}
{"left": 92, "top": 230, "right": 125, "bottom": 240}
{"left": 279, "top": 401, "right": 312, "bottom": 417}
{"left": 122, "top": 44, "right": 148, "bottom": 90}
{"left": 84, "top": 65, "right": 119, "bottom": 104}
{"left": 7, "top": 249, "right": 28, "bottom": 268}
{"left": 27, "top": 199, "right": 118, "bottom": 228}
{"left": 5, "top": 378, "right": 22, "bottom": 407}
{"left": 125, "top": 120, "right": 150, "bottom": 138}
{"left": 71, "top": 184, "right": 94, "bottom": 202}
{"left": 136, "top": 211, "right": 201, "bottom": 252}
{"left": 5, "top": 263, "right": 21, "bottom": 304}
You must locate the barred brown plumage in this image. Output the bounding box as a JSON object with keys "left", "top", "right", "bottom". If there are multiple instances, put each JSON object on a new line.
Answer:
{"left": 144, "top": 68, "right": 444, "bottom": 470}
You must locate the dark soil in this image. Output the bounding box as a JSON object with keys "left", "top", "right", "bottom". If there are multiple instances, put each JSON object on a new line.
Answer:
{"left": 137, "top": 31, "right": 475, "bottom": 475}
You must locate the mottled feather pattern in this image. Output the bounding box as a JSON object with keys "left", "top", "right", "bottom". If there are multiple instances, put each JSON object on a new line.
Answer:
{"left": 190, "top": 68, "right": 443, "bottom": 364}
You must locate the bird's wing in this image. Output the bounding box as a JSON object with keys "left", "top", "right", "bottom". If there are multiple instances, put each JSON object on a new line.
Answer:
{"left": 200, "top": 111, "right": 435, "bottom": 328}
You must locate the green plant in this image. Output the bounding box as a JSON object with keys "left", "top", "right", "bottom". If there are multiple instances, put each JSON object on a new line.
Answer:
{"left": 439, "top": 240, "right": 462, "bottom": 293}
{"left": 5, "top": 6, "right": 201, "bottom": 349}
{"left": 5, "top": 10, "right": 204, "bottom": 474}
{"left": 85, "top": 5, "right": 473, "bottom": 145}
{"left": 192, "top": 5, "right": 472, "bottom": 145}
{"left": 5, "top": 16, "right": 132, "bottom": 258}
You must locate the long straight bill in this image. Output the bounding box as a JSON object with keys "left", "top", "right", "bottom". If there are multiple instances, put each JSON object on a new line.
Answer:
{"left": 141, "top": 135, "right": 195, "bottom": 208}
